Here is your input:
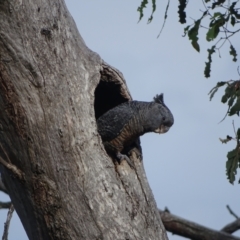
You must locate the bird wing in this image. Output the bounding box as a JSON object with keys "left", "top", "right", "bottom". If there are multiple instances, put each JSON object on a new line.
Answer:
{"left": 97, "top": 101, "right": 135, "bottom": 142}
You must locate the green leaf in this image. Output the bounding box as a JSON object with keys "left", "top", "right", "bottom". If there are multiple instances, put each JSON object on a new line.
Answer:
{"left": 228, "top": 148, "right": 237, "bottom": 159}
{"left": 183, "top": 25, "right": 190, "bottom": 37}
{"left": 206, "top": 24, "right": 220, "bottom": 41}
{"left": 209, "top": 88, "right": 218, "bottom": 101}
{"left": 178, "top": 0, "right": 187, "bottom": 24}
{"left": 148, "top": 0, "right": 156, "bottom": 23}
{"left": 137, "top": 0, "right": 148, "bottom": 22}
{"left": 188, "top": 20, "right": 200, "bottom": 41}
{"left": 230, "top": 16, "right": 236, "bottom": 26}
{"left": 230, "top": 45, "right": 237, "bottom": 62}
{"left": 212, "top": 0, "right": 226, "bottom": 9}
{"left": 188, "top": 20, "right": 201, "bottom": 52}
{"left": 225, "top": 84, "right": 234, "bottom": 95}
{"left": 217, "top": 81, "right": 227, "bottom": 87}
{"left": 216, "top": 16, "right": 226, "bottom": 26}
{"left": 229, "top": 97, "right": 240, "bottom": 116}
{"left": 204, "top": 46, "right": 215, "bottom": 78}
{"left": 221, "top": 94, "right": 228, "bottom": 103}
{"left": 213, "top": 12, "right": 222, "bottom": 18}
{"left": 208, "top": 82, "right": 227, "bottom": 101}
{"left": 226, "top": 148, "right": 239, "bottom": 184}
{"left": 228, "top": 97, "right": 235, "bottom": 107}
{"left": 221, "top": 84, "right": 235, "bottom": 103}
{"left": 237, "top": 128, "right": 240, "bottom": 140}
{"left": 184, "top": 11, "right": 207, "bottom": 52}
{"left": 207, "top": 15, "right": 225, "bottom": 41}
{"left": 191, "top": 41, "right": 200, "bottom": 52}
{"left": 229, "top": 2, "right": 238, "bottom": 14}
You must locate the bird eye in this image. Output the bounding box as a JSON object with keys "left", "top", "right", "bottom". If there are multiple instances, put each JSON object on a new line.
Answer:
{"left": 162, "top": 117, "right": 166, "bottom": 121}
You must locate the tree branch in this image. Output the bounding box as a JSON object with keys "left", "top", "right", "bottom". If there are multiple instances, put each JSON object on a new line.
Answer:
{"left": 2, "top": 204, "right": 14, "bottom": 240}
{"left": 221, "top": 205, "right": 240, "bottom": 234}
{"left": 0, "top": 202, "right": 11, "bottom": 210}
{"left": 159, "top": 209, "right": 240, "bottom": 240}
{"left": 226, "top": 204, "right": 239, "bottom": 220}
{"left": 221, "top": 219, "right": 240, "bottom": 234}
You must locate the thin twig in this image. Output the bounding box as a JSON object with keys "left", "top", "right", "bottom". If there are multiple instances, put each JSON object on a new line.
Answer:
{"left": 201, "top": 0, "right": 208, "bottom": 10}
{"left": 232, "top": 120, "right": 237, "bottom": 137}
{"left": 232, "top": 120, "right": 240, "bottom": 146}
{"left": 0, "top": 144, "right": 24, "bottom": 180}
{"left": 0, "top": 202, "right": 11, "bottom": 210}
{"left": 227, "top": 205, "right": 239, "bottom": 220}
{"left": 0, "top": 156, "right": 24, "bottom": 180}
{"left": 2, "top": 204, "right": 14, "bottom": 240}
{"left": 218, "top": 107, "right": 229, "bottom": 123}
{"left": 157, "top": 0, "right": 170, "bottom": 38}
{"left": 216, "top": 38, "right": 227, "bottom": 50}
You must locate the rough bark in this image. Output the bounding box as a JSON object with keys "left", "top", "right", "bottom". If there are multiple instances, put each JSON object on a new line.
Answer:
{"left": 0, "top": 1, "right": 168, "bottom": 239}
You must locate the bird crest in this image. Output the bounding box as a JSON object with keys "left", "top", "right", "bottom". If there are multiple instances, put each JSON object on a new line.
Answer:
{"left": 153, "top": 93, "right": 164, "bottom": 104}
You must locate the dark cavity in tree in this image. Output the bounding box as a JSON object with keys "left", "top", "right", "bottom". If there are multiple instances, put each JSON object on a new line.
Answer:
{"left": 94, "top": 64, "right": 141, "bottom": 163}
{"left": 94, "top": 79, "right": 128, "bottom": 120}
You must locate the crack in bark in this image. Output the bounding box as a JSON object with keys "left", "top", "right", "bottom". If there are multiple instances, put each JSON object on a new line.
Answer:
{"left": 0, "top": 62, "right": 27, "bottom": 138}
{"left": 82, "top": 175, "right": 103, "bottom": 239}
{"left": 134, "top": 162, "right": 149, "bottom": 206}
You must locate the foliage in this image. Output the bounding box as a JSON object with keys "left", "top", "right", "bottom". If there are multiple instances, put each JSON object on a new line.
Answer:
{"left": 182, "top": 0, "right": 240, "bottom": 184}
{"left": 179, "top": 1, "right": 239, "bottom": 78}
{"left": 219, "top": 127, "right": 240, "bottom": 184}
{"left": 137, "top": 0, "right": 240, "bottom": 184}
{"left": 209, "top": 79, "right": 240, "bottom": 183}
{"left": 138, "top": 0, "right": 239, "bottom": 77}
{"left": 137, "top": 0, "right": 156, "bottom": 23}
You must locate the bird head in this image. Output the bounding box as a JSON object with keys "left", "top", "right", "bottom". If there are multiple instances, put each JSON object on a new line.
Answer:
{"left": 152, "top": 93, "right": 174, "bottom": 134}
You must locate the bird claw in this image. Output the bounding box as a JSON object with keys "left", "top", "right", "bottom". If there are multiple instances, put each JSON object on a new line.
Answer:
{"left": 116, "top": 152, "right": 135, "bottom": 169}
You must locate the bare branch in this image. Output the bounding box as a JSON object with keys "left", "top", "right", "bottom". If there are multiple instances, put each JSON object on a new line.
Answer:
{"left": 157, "top": 0, "right": 170, "bottom": 38}
{"left": 226, "top": 205, "right": 239, "bottom": 220}
{"left": 0, "top": 202, "right": 11, "bottom": 210}
{"left": 0, "top": 156, "right": 24, "bottom": 180}
{"left": 159, "top": 209, "right": 240, "bottom": 240}
{"left": 232, "top": 122, "right": 238, "bottom": 142}
{"left": 2, "top": 204, "right": 14, "bottom": 240}
{"left": 221, "top": 219, "right": 240, "bottom": 234}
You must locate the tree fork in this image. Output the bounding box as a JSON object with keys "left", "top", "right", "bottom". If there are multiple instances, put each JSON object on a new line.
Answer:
{"left": 0, "top": 1, "right": 168, "bottom": 239}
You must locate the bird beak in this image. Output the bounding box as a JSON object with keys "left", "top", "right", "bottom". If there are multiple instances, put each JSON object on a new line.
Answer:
{"left": 154, "top": 125, "right": 170, "bottom": 134}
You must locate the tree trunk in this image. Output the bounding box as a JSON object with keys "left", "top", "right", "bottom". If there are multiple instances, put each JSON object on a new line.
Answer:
{"left": 0, "top": 1, "right": 168, "bottom": 239}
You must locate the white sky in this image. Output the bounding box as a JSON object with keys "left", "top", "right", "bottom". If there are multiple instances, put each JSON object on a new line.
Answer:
{"left": 0, "top": 1, "right": 239, "bottom": 239}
